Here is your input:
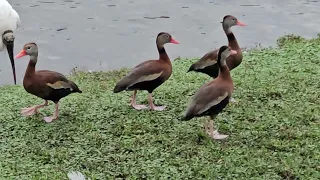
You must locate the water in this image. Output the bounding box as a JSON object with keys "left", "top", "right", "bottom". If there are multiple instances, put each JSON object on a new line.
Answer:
{"left": 0, "top": 0, "right": 319, "bottom": 85}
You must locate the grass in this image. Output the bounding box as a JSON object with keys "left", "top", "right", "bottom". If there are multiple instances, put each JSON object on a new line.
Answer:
{"left": 0, "top": 35, "right": 320, "bottom": 179}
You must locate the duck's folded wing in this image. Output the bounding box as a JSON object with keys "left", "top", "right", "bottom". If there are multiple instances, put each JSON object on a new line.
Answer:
{"left": 113, "top": 60, "right": 164, "bottom": 92}
{"left": 184, "top": 83, "right": 229, "bottom": 118}
{"left": 193, "top": 49, "right": 218, "bottom": 69}
{"left": 36, "top": 70, "right": 68, "bottom": 82}
{"left": 36, "top": 70, "right": 80, "bottom": 92}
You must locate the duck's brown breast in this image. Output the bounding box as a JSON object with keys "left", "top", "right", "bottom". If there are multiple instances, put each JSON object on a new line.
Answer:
{"left": 23, "top": 75, "right": 52, "bottom": 99}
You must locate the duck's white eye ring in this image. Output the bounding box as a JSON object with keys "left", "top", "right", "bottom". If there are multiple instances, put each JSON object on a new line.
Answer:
{"left": 27, "top": 47, "right": 31, "bottom": 50}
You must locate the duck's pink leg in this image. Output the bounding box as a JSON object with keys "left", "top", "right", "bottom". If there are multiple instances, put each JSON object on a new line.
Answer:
{"left": 207, "top": 120, "right": 229, "bottom": 140}
{"left": 43, "top": 103, "right": 59, "bottom": 123}
{"left": 130, "top": 90, "right": 147, "bottom": 110}
{"left": 148, "top": 93, "right": 166, "bottom": 111}
{"left": 21, "top": 100, "right": 48, "bottom": 116}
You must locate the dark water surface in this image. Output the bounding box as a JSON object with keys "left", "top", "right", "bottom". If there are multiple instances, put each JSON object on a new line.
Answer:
{"left": 0, "top": 0, "right": 319, "bottom": 85}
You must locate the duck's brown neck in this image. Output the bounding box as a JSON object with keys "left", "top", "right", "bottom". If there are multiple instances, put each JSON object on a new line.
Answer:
{"left": 25, "top": 55, "right": 38, "bottom": 77}
{"left": 217, "top": 56, "right": 232, "bottom": 80}
{"left": 223, "top": 26, "right": 240, "bottom": 50}
{"left": 218, "top": 65, "right": 231, "bottom": 80}
{"left": 157, "top": 44, "right": 170, "bottom": 62}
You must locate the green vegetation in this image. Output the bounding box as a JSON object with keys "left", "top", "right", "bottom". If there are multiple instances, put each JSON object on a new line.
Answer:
{"left": 0, "top": 35, "right": 319, "bottom": 179}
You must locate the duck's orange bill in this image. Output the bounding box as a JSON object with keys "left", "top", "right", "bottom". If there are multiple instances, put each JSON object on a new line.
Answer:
{"left": 15, "top": 50, "right": 27, "bottom": 59}
{"left": 236, "top": 21, "right": 246, "bottom": 26}
{"left": 170, "top": 38, "right": 180, "bottom": 44}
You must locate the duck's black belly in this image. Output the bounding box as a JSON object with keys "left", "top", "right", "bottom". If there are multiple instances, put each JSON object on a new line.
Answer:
{"left": 128, "top": 76, "right": 166, "bottom": 93}
{"left": 24, "top": 82, "right": 73, "bottom": 104}
{"left": 44, "top": 89, "right": 74, "bottom": 103}
{"left": 196, "top": 64, "right": 219, "bottom": 78}
{"left": 197, "top": 96, "right": 230, "bottom": 117}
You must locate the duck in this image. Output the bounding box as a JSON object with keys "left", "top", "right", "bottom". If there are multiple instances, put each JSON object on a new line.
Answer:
{"left": 15, "top": 42, "right": 82, "bottom": 123}
{"left": 181, "top": 45, "right": 236, "bottom": 140}
{"left": 187, "top": 15, "right": 245, "bottom": 78}
{"left": 113, "top": 32, "right": 179, "bottom": 111}
{"left": 0, "top": 0, "right": 21, "bottom": 84}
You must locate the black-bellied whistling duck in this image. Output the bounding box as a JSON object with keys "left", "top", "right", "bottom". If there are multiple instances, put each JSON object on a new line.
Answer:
{"left": 187, "top": 15, "right": 245, "bottom": 78}
{"left": 113, "top": 32, "right": 179, "bottom": 111}
{"left": 15, "top": 42, "right": 82, "bottom": 123}
{"left": 181, "top": 46, "right": 236, "bottom": 140}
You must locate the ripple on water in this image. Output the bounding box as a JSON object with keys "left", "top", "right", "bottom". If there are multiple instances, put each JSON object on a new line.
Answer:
{"left": 144, "top": 16, "right": 170, "bottom": 19}
{"left": 56, "top": 28, "right": 67, "bottom": 32}
{"left": 47, "top": 56, "right": 61, "bottom": 60}
{"left": 37, "top": 1, "right": 55, "bottom": 3}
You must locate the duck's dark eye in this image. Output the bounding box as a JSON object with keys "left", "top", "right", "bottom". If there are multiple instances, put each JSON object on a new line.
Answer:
{"left": 166, "top": 35, "right": 170, "bottom": 39}
{"left": 232, "top": 18, "right": 235, "bottom": 21}
{"left": 27, "top": 47, "right": 31, "bottom": 50}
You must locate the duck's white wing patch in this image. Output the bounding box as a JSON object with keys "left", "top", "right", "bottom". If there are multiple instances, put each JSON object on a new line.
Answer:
{"left": 129, "top": 71, "right": 163, "bottom": 87}
{"left": 195, "top": 50, "right": 218, "bottom": 70}
{"left": 47, "top": 81, "right": 73, "bottom": 91}
{"left": 198, "top": 59, "right": 217, "bottom": 69}
{"left": 197, "top": 92, "right": 228, "bottom": 114}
